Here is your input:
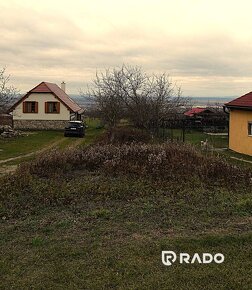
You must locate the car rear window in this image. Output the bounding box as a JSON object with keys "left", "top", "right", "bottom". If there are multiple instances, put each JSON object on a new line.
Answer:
{"left": 68, "top": 122, "right": 82, "bottom": 127}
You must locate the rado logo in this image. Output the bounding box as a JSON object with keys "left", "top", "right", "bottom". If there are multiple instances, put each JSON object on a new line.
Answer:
{"left": 162, "top": 251, "right": 224, "bottom": 266}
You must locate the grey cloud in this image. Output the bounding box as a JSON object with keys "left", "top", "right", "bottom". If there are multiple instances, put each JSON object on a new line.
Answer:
{"left": 1, "top": 5, "right": 252, "bottom": 96}
{"left": 152, "top": 34, "right": 252, "bottom": 77}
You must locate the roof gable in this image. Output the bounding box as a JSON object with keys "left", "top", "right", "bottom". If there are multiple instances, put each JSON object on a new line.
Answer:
{"left": 30, "top": 82, "right": 52, "bottom": 93}
{"left": 43, "top": 82, "right": 83, "bottom": 113}
{"left": 9, "top": 82, "right": 83, "bottom": 113}
{"left": 225, "top": 92, "right": 252, "bottom": 108}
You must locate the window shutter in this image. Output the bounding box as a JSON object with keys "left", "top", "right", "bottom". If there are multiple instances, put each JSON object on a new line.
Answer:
{"left": 57, "top": 102, "right": 60, "bottom": 113}
{"left": 35, "top": 102, "right": 38, "bottom": 113}
{"left": 45, "top": 102, "right": 48, "bottom": 113}
{"left": 23, "top": 102, "right": 27, "bottom": 113}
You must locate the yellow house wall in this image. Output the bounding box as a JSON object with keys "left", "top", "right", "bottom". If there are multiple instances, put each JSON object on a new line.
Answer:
{"left": 229, "top": 109, "right": 252, "bottom": 156}
{"left": 13, "top": 93, "right": 70, "bottom": 121}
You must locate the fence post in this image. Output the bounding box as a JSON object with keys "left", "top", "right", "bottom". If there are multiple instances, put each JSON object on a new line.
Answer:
{"left": 182, "top": 120, "right": 185, "bottom": 142}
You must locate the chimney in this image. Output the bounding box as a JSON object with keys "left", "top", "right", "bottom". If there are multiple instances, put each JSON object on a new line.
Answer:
{"left": 61, "top": 81, "right": 66, "bottom": 92}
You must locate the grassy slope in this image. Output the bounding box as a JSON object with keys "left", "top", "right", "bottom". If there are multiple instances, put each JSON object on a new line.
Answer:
{"left": 1, "top": 140, "right": 252, "bottom": 289}
{"left": 1, "top": 173, "right": 251, "bottom": 289}
{"left": 1, "top": 211, "right": 251, "bottom": 289}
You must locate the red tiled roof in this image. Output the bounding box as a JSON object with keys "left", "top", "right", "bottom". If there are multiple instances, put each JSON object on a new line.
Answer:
{"left": 225, "top": 92, "right": 252, "bottom": 108}
{"left": 42, "top": 82, "right": 83, "bottom": 113}
{"left": 184, "top": 107, "right": 212, "bottom": 117}
{"left": 9, "top": 82, "right": 84, "bottom": 113}
{"left": 30, "top": 82, "right": 52, "bottom": 93}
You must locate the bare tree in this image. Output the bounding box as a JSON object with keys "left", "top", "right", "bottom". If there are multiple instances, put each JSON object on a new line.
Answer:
{"left": 86, "top": 65, "right": 189, "bottom": 128}
{"left": 86, "top": 69, "right": 125, "bottom": 127}
{"left": 0, "top": 68, "right": 18, "bottom": 113}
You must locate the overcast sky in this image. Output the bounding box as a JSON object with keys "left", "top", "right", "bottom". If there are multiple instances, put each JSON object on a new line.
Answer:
{"left": 1, "top": 0, "right": 252, "bottom": 97}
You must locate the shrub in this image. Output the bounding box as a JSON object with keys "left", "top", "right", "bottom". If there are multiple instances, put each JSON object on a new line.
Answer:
{"left": 17, "top": 143, "right": 252, "bottom": 189}
{"left": 1, "top": 142, "right": 252, "bottom": 218}
{"left": 97, "top": 127, "right": 151, "bottom": 145}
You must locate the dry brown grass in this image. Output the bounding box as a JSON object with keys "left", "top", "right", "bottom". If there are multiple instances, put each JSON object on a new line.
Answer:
{"left": 18, "top": 142, "right": 252, "bottom": 190}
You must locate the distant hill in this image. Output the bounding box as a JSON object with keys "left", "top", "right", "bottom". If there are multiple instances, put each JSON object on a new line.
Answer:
{"left": 190, "top": 97, "right": 234, "bottom": 107}
{"left": 70, "top": 95, "right": 235, "bottom": 108}
{"left": 70, "top": 95, "right": 93, "bottom": 107}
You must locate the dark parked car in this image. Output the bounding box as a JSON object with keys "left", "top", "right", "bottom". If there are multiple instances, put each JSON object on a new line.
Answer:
{"left": 64, "top": 121, "right": 85, "bottom": 137}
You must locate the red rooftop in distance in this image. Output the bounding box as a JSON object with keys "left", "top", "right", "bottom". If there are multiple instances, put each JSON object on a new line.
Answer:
{"left": 184, "top": 107, "right": 213, "bottom": 117}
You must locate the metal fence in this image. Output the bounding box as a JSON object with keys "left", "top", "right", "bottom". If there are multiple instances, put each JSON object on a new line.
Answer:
{"left": 149, "top": 114, "right": 229, "bottom": 142}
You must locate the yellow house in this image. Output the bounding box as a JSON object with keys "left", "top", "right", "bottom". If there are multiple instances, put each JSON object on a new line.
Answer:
{"left": 225, "top": 92, "right": 252, "bottom": 156}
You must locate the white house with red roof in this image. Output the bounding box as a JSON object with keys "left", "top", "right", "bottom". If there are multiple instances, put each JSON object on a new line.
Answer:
{"left": 9, "top": 82, "right": 84, "bottom": 129}
{"left": 225, "top": 92, "right": 252, "bottom": 156}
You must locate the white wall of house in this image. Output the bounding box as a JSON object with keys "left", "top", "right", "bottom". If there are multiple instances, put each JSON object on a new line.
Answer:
{"left": 13, "top": 93, "right": 71, "bottom": 120}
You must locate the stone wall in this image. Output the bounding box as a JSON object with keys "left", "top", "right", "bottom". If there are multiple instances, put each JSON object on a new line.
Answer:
{"left": 0, "top": 114, "right": 13, "bottom": 127}
{"left": 13, "top": 120, "right": 68, "bottom": 130}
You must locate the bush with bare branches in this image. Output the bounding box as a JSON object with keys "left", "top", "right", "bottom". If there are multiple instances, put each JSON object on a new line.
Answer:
{"left": 86, "top": 65, "right": 189, "bottom": 128}
{"left": 0, "top": 67, "right": 18, "bottom": 113}
{"left": 17, "top": 143, "right": 252, "bottom": 190}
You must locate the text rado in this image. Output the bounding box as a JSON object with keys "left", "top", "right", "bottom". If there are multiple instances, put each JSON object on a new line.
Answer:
{"left": 162, "top": 251, "right": 224, "bottom": 266}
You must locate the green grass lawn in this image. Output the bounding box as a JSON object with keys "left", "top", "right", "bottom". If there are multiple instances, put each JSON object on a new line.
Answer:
{"left": 172, "top": 129, "right": 228, "bottom": 148}
{"left": 0, "top": 118, "right": 103, "bottom": 164}
{"left": 170, "top": 129, "right": 252, "bottom": 168}
{"left": 187, "top": 132, "right": 228, "bottom": 148}
{"left": 1, "top": 172, "right": 251, "bottom": 289}
{"left": 0, "top": 131, "right": 64, "bottom": 160}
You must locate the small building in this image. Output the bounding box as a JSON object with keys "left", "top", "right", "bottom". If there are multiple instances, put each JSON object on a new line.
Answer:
{"left": 9, "top": 81, "right": 84, "bottom": 130}
{"left": 184, "top": 107, "right": 218, "bottom": 129}
{"left": 225, "top": 92, "right": 252, "bottom": 156}
{"left": 184, "top": 107, "right": 214, "bottom": 118}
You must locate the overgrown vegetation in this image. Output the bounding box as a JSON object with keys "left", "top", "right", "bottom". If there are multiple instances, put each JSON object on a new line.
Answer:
{"left": 22, "top": 142, "right": 252, "bottom": 183}
{"left": 1, "top": 128, "right": 252, "bottom": 289}
{"left": 1, "top": 141, "right": 252, "bottom": 217}
{"left": 97, "top": 126, "right": 152, "bottom": 144}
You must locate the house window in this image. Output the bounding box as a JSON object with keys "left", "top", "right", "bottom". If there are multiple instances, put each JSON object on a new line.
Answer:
{"left": 248, "top": 122, "right": 252, "bottom": 136}
{"left": 23, "top": 101, "right": 38, "bottom": 113}
{"left": 45, "top": 102, "right": 60, "bottom": 113}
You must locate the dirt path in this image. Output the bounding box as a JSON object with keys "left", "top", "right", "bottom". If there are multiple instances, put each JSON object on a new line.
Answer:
{"left": 0, "top": 165, "right": 17, "bottom": 175}
{"left": 0, "top": 151, "right": 38, "bottom": 165}
{"left": 0, "top": 137, "right": 85, "bottom": 176}
{"left": 67, "top": 138, "right": 85, "bottom": 148}
{"left": 0, "top": 138, "right": 66, "bottom": 166}
{"left": 230, "top": 156, "right": 252, "bottom": 164}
